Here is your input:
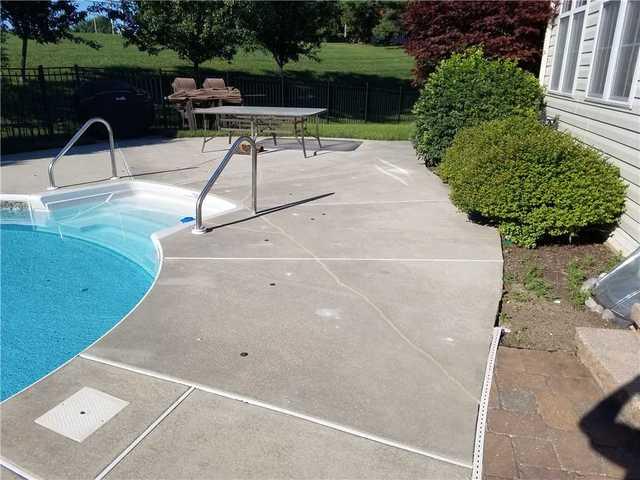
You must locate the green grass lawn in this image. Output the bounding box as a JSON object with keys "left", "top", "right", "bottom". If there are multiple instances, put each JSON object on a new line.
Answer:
{"left": 3, "top": 33, "right": 415, "bottom": 83}
{"left": 175, "top": 121, "right": 415, "bottom": 142}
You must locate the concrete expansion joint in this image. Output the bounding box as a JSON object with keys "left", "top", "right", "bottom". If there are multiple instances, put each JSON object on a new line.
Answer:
{"left": 78, "top": 352, "right": 473, "bottom": 471}
{"left": 163, "top": 256, "right": 503, "bottom": 263}
{"left": 93, "top": 386, "right": 196, "bottom": 480}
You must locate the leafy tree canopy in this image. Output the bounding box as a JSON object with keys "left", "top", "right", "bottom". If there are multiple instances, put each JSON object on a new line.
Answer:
{"left": 340, "top": 0, "right": 380, "bottom": 43}
{"left": 1, "top": 0, "right": 99, "bottom": 77}
{"left": 403, "top": 0, "right": 552, "bottom": 82}
{"left": 372, "top": 2, "right": 406, "bottom": 45}
{"left": 241, "top": 1, "right": 340, "bottom": 75}
{"left": 104, "top": 0, "right": 245, "bottom": 74}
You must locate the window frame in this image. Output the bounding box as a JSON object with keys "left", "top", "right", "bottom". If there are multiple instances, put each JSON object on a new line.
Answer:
{"left": 586, "top": 0, "right": 640, "bottom": 107}
{"left": 550, "top": 0, "right": 589, "bottom": 95}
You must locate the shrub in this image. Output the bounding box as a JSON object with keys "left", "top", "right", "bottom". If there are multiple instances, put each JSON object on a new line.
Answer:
{"left": 438, "top": 116, "right": 627, "bottom": 247}
{"left": 413, "top": 48, "right": 544, "bottom": 166}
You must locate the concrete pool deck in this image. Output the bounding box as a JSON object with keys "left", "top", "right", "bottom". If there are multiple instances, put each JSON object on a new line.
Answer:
{"left": 1, "top": 137, "right": 502, "bottom": 479}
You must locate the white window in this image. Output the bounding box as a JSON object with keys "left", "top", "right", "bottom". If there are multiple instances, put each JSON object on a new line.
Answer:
{"left": 551, "top": 0, "right": 588, "bottom": 93}
{"left": 588, "top": 0, "right": 640, "bottom": 103}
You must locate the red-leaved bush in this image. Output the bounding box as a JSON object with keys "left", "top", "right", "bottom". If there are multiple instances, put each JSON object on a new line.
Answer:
{"left": 403, "top": 0, "right": 553, "bottom": 82}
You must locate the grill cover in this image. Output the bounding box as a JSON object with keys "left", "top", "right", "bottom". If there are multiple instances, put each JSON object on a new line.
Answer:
{"left": 76, "top": 79, "right": 154, "bottom": 138}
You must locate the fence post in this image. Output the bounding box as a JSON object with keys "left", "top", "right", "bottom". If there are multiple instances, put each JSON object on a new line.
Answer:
{"left": 280, "top": 76, "right": 285, "bottom": 107}
{"left": 38, "top": 65, "right": 54, "bottom": 137}
{"left": 364, "top": 82, "right": 369, "bottom": 122}
{"left": 158, "top": 68, "right": 167, "bottom": 129}
{"left": 396, "top": 85, "right": 403, "bottom": 123}
{"left": 326, "top": 81, "right": 330, "bottom": 119}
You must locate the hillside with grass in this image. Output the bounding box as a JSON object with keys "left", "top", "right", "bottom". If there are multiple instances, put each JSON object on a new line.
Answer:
{"left": 2, "top": 33, "right": 415, "bottom": 83}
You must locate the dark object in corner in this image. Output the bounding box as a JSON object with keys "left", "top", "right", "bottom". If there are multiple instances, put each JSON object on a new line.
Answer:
{"left": 76, "top": 79, "right": 154, "bottom": 138}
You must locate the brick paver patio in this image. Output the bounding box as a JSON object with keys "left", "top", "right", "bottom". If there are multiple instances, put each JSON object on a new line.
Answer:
{"left": 484, "top": 347, "right": 640, "bottom": 480}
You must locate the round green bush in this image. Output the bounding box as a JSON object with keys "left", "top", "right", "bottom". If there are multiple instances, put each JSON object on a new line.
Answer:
{"left": 413, "top": 47, "right": 544, "bottom": 166}
{"left": 438, "top": 116, "right": 627, "bottom": 247}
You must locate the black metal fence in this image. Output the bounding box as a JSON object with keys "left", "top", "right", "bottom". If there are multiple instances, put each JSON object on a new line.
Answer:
{"left": 1, "top": 66, "right": 419, "bottom": 141}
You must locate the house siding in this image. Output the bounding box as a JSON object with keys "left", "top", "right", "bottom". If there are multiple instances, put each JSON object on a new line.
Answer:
{"left": 539, "top": 0, "right": 640, "bottom": 255}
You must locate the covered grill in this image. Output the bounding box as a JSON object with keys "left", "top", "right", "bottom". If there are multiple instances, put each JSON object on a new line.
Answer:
{"left": 76, "top": 79, "right": 154, "bottom": 138}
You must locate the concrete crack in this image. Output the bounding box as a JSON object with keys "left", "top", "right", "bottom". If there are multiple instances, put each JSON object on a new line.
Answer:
{"left": 259, "top": 215, "right": 480, "bottom": 404}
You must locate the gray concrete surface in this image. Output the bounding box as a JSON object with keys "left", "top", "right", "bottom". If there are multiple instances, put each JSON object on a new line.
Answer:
{"left": 1, "top": 137, "right": 503, "bottom": 478}
{"left": 106, "top": 389, "right": 470, "bottom": 480}
{"left": 0, "top": 358, "right": 187, "bottom": 479}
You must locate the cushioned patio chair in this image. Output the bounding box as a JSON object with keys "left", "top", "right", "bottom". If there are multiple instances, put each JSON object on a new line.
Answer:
{"left": 171, "top": 77, "right": 197, "bottom": 94}
{"left": 202, "top": 77, "right": 242, "bottom": 105}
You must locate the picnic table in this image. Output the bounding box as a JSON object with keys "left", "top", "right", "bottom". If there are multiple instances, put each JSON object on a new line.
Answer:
{"left": 193, "top": 106, "right": 327, "bottom": 158}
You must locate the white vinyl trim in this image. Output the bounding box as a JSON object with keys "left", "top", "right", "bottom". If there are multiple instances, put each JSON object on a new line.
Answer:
{"left": 586, "top": 0, "right": 640, "bottom": 105}
{"left": 550, "top": 0, "right": 589, "bottom": 94}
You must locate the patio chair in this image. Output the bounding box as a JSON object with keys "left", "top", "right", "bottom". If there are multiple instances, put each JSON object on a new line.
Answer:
{"left": 171, "top": 77, "right": 197, "bottom": 94}
{"left": 202, "top": 77, "right": 242, "bottom": 105}
{"left": 202, "top": 77, "right": 226, "bottom": 90}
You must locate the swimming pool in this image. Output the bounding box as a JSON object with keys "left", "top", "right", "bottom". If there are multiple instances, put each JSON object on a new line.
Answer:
{"left": 0, "top": 181, "right": 234, "bottom": 400}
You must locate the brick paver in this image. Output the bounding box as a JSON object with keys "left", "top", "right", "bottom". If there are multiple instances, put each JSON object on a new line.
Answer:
{"left": 483, "top": 347, "right": 640, "bottom": 480}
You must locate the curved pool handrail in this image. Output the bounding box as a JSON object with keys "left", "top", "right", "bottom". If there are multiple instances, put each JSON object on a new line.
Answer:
{"left": 48, "top": 117, "right": 118, "bottom": 190}
{"left": 193, "top": 135, "right": 257, "bottom": 234}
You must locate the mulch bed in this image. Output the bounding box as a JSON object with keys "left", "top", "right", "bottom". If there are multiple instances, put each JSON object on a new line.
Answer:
{"left": 499, "top": 241, "right": 625, "bottom": 352}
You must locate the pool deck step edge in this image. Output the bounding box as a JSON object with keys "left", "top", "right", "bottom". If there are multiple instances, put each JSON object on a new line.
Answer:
{"left": 575, "top": 327, "right": 640, "bottom": 426}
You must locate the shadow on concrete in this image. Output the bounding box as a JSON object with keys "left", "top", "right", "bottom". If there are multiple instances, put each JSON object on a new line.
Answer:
{"left": 257, "top": 138, "right": 363, "bottom": 155}
{"left": 203, "top": 192, "right": 335, "bottom": 233}
{"left": 0, "top": 136, "right": 179, "bottom": 165}
{"left": 580, "top": 375, "right": 640, "bottom": 480}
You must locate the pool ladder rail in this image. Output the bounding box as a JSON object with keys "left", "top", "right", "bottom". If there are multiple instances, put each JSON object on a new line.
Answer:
{"left": 48, "top": 117, "right": 119, "bottom": 190}
{"left": 193, "top": 136, "right": 257, "bottom": 234}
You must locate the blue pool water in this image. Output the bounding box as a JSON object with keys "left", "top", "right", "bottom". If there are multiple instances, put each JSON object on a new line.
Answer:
{"left": 1, "top": 196, "right": 184, "bottom": 400}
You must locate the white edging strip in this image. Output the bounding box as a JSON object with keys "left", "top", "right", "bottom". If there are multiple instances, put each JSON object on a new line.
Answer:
{"left": 0, "top": 458, "right": 42, "bottom": 480}
{"left": 94, "top": 386, "right": 195, "bottom": 480}
{"left": 80, "top": 353, "right": 472, "bottom": 471}
{"left": 471, "top": 326, "right": 502, "bottom": 480}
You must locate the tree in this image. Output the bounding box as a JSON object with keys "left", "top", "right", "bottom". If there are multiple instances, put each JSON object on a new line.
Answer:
{"left": 241, "top": 1, "right": 340, "bottom": 77}
{"left": 403, "top": 0, "right": 553, "bottom": 82}
{"left": 372, "top": 2, "right": 406, "bottom": 45}
{"left": 0, "top": 1, "right": 99, "bottom": 80}
{"left": 74, "top": 16, "right": 113, "bottom": 34}
{"left": 106, "top": 0, "right": 245, "bottom": 75}
{"left": 340, "top": 0, "right": 380, "bottom": 43}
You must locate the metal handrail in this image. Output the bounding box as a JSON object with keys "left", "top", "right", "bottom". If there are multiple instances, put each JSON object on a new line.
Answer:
{"left": 48, "top": 117, "right": 118, "bottom": 190}
{"left": 193, "top": 136, "right": 257, "bottom": 234}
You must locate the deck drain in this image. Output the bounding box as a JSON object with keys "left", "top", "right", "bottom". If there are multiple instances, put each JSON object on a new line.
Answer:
{"left": 310, "top": 217, "right": 315, "bottom": 221}
{"left": 264, "top": 238, "right": 269, "bottom": 242}
{"left": 269, "top": 282, "right": 276, "bottom": 286}
{"left": 240, "top": 352, "right": 248, "bottom": 357}
{"left": 35, "top": 387, "right": 129, "bottom": 442}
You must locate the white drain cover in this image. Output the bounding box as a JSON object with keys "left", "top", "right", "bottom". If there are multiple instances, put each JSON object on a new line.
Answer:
{"left": 35, "top": 387, "right": 129, "bottom": 442}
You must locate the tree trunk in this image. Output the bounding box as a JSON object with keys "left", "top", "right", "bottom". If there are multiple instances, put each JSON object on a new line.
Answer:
{"left": 193, "top": 61, "right": 199, "bottom": 80}
{"left": 20, "top": 36, "right": 28, "bottom": 82}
